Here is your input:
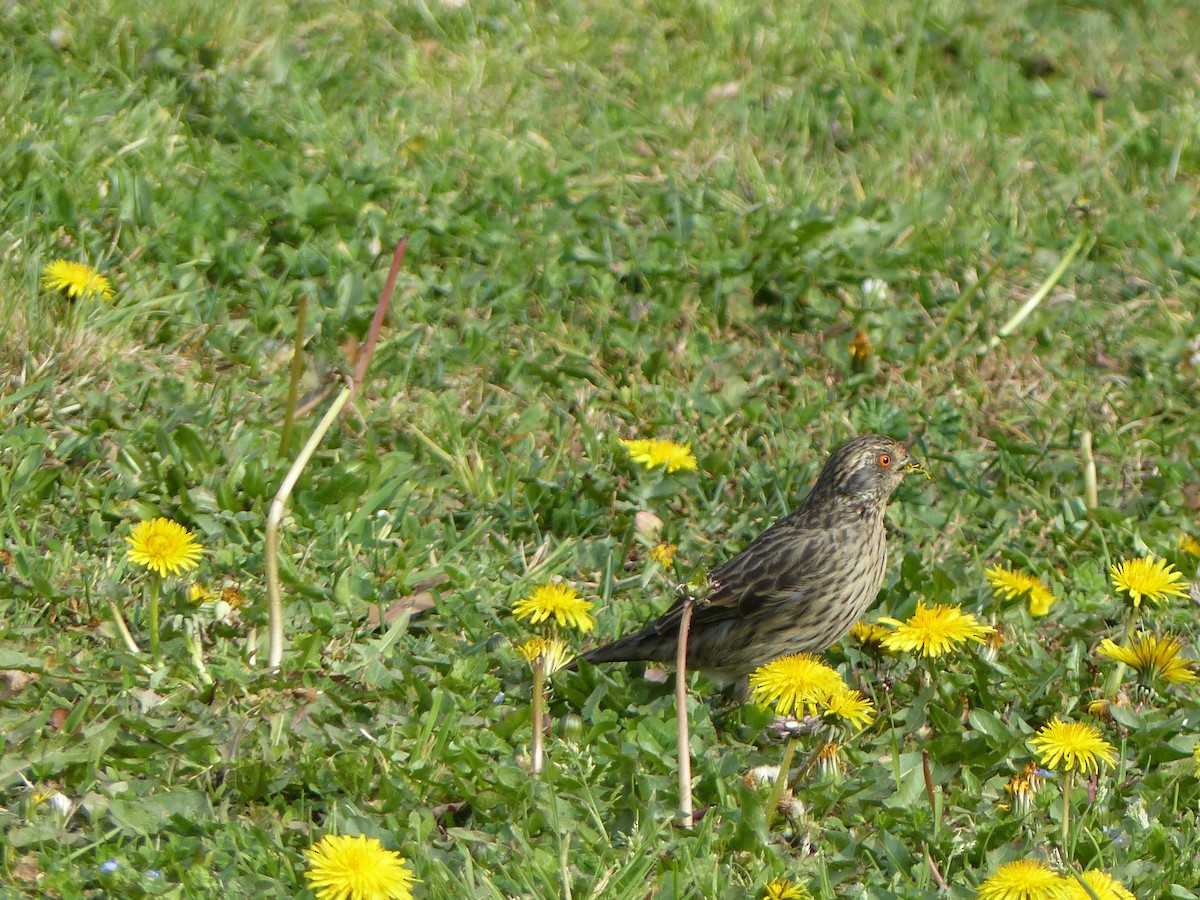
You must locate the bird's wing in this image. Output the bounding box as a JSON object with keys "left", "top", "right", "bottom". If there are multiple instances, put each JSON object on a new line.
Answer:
{"left": 649, "top": 520, "right": 824, "bottom": 634}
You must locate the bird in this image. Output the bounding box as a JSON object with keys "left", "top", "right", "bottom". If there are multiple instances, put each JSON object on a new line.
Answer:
{"left": 576, "top": 434, "right": 926, "bottom": 683}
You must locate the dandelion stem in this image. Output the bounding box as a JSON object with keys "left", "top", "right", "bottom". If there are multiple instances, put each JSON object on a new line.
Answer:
{"left": 1103, "top": 610, "right": 1138, "bottom": 697}
{"left": 791, "top": 731, "right": 828, "bottom": 784}
{"left": 1060, "top": 769, "right": 1074, "bottom": 859}
{"left": 108, "top": 600, "right": 142, "bottom": 655}
{"left": 264, "top": 238, "right": 407, "bottom": 673}
{"left": 764, "top": 736, "right": 799, "bottom": 831}
{"left": 147, "top": 577, "right": 162, "bottom": 665}
{"left": 989, "top": 226, "right": 1091, "bottom": 348}
{"left": 530, "top": 655, "right": 546, "bottom": 777}
{"left": 912, "top": 258, "right": 1001, "bottom": 369}
{"left": 1081, "top": 429, "right": 1098, "bottom": 510}
{"left": 265, "top": 380, "right": 353, "bottom": 670}
{"left": 184, "top": 619, "right": 213, "bottom": 686}
{"left": 922, "top": 748, "right": 942, "bottom": 839}
{"left": 675, "top": 598, "right": 695, "bottom": 826}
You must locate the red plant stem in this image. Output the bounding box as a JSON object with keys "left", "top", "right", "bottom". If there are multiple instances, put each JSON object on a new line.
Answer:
{"left": 353, "top": 237, "right": 408, "bottom": 387}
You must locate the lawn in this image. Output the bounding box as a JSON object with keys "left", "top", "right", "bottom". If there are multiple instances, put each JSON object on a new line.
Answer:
{"left": 2, "top": 0, "right": 1200, "bottom": 897}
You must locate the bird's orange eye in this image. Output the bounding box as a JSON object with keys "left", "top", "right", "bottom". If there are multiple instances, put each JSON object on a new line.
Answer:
{"left": 879, "top": 453, "right": 891, "bottom": 468}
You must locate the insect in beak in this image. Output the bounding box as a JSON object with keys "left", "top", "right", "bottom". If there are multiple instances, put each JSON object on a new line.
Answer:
{"left": 903, "top": 460, "right": 931, "bottom": 480}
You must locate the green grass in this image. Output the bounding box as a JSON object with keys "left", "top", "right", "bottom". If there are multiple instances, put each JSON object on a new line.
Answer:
{"left": 3, "top": 0, "right": 1200, "bottom": 896}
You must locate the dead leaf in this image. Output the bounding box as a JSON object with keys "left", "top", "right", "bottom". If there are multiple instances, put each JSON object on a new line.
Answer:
{"left": 635, "top": 510, "right": 663, "bottom": 537}
{"left": 132, "top": 689, "right": 167, "bottom": 714}
{"left": 706, "top": 81, "right": 741, "bottom": 102}
{"left": 367, "top": 574, "right": 447, "bottom": 626}
{"left": 291, "top": 694, "right": 319, "bottom": 730}
{"left": 643, "top": 666, "right": 670, "bottom": 684}
{"left": 13, "top": 854, "right": 40, "bottom": 884}
{"left": 430, "top": 801, "right": 465, "bottom": 819}
{"left": 367, "top": 591, "right": 437, "bottom": 626}
{"left": 0, "top": 669, "right": 38, "bottom": 695}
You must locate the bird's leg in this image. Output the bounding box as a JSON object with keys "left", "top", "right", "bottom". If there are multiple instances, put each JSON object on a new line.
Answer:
{"left": 675, "top": 598, "right": 696, "bottom": 826}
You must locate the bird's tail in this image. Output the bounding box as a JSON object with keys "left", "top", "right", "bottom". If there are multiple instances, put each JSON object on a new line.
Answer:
{"left": 567, "top": 626, "right": 673, "bottom": 671}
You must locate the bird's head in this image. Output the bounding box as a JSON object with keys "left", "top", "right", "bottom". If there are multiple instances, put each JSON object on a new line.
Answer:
{"left": 810, "top": 434, "right": 927, "bottom": 510}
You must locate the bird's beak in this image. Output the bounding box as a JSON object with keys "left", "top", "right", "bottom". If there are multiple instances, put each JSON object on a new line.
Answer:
{"left": 903, "top": 459, "right": 931, "bottom": 480}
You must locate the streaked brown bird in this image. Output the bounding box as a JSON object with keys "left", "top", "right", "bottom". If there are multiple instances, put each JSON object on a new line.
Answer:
{"left": 578, "top": 434, "right": 926, "bottom": 681}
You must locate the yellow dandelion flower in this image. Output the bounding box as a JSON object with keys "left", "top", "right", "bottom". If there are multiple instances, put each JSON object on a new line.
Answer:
{"left": 980, "top": 627, "right": 1007, "bottom": 663}
{"left": 29, "top": 788, "right": 53, "bottom": 807}
{"left": 516, "top": 636, "right": 572, "bottom": 676}
{"left": 1109, "top": 554, "right": 1188, "bottom": 607}
{"left": 763, "top": 878, "right": 811, "bottom": 900}
{"left": 41, "top": 259, "right": 115, "bottom": 300}
{"left": 849, "top": 621, "right": 891, "bottom": 646}
{"left": 649, "top": 543, "right": 677, "bottom": 567}
{"left": 879, "top": 602, "right": 994, "bottom": 657}
{"left": 1064, "top": 870, "right": 1134, "bottom": 900}
{"left": 985, "top": 564, "right": 1057, "bottom": 616}
{"left": 748, "top": 653, "right": 846, "bottom": 718}
{"left": 188, "top": 583, "right": 218, "bottom": 603}
{"left": 1030, "top": 717, "right": 1117, "bottom": 775}
{"left": 618, "top": 437, "right": 699, "bottom": 473}
{"left": 125, "top": 518, "right": 203, "bottom": 577}
{"left": 221, "top": 586, "right": 245, "bottom": 608}
{"left": 304, "top": 834, "right": 417, "bottom": 900}
{"left": 619, "top": 438, "right": 652, "bottom": 459}
{"left": 1097, "top": 633, "right": 1197, "bottom": 685}
{"left": 814, "top": 741, "right": 843, "bottom": 780}
{"left": 848, "top": 329, "right": 872, "bottom": 367}
{"left": 1178, "top": 533, "right": 1200, "bottom": 558}
{"left": 743, "top": 764, "right": 781, "bottom": 789}
{"left": 1004, "top": 763, "right": 1045, "bottom": 816}
{"left": 1022, "top": 762, "right": 1047, "bottom": 789}
{"left": 1087, "top": 697, "right": 1113, "bottom": 719}
{"left": 985, "top": 564, "right": 1039, "bottom": 600}
{"left": 1005, "top": 773, "right": 1036, "bottom": 816}
{"left": 823, "top": 688, "right": 875, "bottom": 729}
{"left": 512, "top": 583, "right": 595, "bottom": 633}
{"left": 976, "top": 859, "right": 1070, "bottom": 900}
{"left": 1027, "top": 583, "right": 1055, "bottom": 616}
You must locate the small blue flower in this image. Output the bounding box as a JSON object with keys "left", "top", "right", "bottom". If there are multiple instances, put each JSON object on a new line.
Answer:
{"left": 100, "top": 859, "right": 120, "bottom": 874}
